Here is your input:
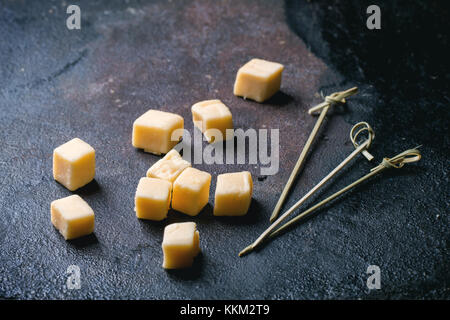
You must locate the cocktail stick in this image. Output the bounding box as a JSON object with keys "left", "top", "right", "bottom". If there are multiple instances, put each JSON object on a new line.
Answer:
{"left": 240, "top": 148, "right": 421, "bottom": 256}
{"left": 241, "top": 121, "right": 375, "bottom": 256}
{"left": 269, "top": 87, "right": 359, "bottom": 222}
{"left": 269, "top": 148, "right": 421, "bottom": 238}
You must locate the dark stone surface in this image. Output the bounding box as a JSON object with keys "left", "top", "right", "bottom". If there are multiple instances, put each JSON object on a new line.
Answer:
{"left": 0, "top": 0, "right": 448, "bottom": 299}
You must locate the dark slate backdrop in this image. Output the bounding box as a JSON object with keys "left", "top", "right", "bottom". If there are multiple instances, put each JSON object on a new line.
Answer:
{"left": 0, "top": 0, "right": 448, "bottom": 299}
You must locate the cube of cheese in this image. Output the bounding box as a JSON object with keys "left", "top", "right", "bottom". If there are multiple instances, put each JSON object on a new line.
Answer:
{"left": 51, "top": 195, "right": 95, "bottom": 240}
{"left": 132, "top": 109, "right": 184, "bottom": 155}
{"left": 146, "top": 149, "right": 191, "bottom": 184}
{"left": 162, "top": 222, "right": 200, "bottom": 269}
{"left": 214, "top": 171, "right": 253, "bottom": 216}
{"left": 53, "top": 138, "right": 95, "bottom": 191}
{"left": 233, "top": 58, "right": 284, "bottom": 103}
{"left": 192, "top": 100, "right": 233, "bottom": 143}
{"left": 135, "top": 177, "right": 172, "bottom": 221}
{"left": 172, "top": 167, "right": 211, "bottom": 216}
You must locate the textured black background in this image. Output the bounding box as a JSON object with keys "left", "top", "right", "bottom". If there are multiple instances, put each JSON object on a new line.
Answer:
{"left": 0, "top": 0, "right": 448, "bottom": 299}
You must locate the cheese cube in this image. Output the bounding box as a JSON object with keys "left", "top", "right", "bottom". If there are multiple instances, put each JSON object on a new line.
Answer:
{"left": 214, "top": 171, "right": 253, "bottom": 216}
{"left": 146, "top": 149, "right": 191, "bottom": 183}
{"left": 172, "top": 168, "right": 211, "bottom": 216}
{"left": 51, "top": 195, "right": 95, "bottom": 240}
{"left": 162, "top": 222, "right": 200, "bottom": 269}
{"left": 135, "top": 177, "right": 172, "bottom": 221}
{"left": 53, "top": 138, "right": 95, "bottom": 191}
{"left": 192, "top": 99, "right": 233, "bottom": 143}
{"left": 132, "top": 109, "right": 184, "bottom": 155}
{"left": 233, "top": 58, "right": 284, "bottom": 103}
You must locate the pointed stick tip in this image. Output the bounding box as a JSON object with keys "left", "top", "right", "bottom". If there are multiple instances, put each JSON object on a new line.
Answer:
{"left": 239, "top": 245, "right": 253, "bottom": 257}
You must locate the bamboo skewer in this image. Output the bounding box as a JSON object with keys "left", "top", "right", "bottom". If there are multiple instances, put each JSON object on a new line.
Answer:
{"left": 269, "top": 87, "right": 359, "bottom": 223}
{"left": 239, "top": 148, "right": 421, "bottom": 257}
{"left": 270, "top": 148, "right": 421, "bottom": 238}
{"left": 240, "top": 121, "right": 375, "bottom": 256}
{"left": 269, "top": 106, "right": 328, "bottom": 223}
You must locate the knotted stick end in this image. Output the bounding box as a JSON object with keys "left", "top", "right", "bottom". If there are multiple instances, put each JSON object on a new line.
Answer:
{"left": 371, "top": 148, "right": 421, "bottom": 171}
{"left": 308, "top": 87, "right": 358, "bottom": 115}
{"left": 350, "top": 121, "right": 375, "bottom": 161}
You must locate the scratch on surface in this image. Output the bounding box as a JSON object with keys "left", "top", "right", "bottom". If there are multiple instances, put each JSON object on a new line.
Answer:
{"left": 51, "top": 49, "right": 87, "bottom": 79}
{"left": 28, "top": 49, "right": 88, "bottom": 89}
{"left": 1, "top": 49, "right": 88, "bottom": 96}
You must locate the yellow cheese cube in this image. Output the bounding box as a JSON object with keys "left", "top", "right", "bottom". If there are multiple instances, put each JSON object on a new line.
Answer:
{"left": 135, "top": 177, "right": 172, "bottom": 221}
{"left": 53, "top": 138, "right": 95, "bottom": 191}
{"left": 162, "top": 222, "right": 200, "bottom": 269}
{"left": 172, "top": 167, "right": 211, "bottom": 216}
{"left": 214, "top": 171, "right": 253, "bottom": 216}
{"left": 233, "top": 58, "right": 284, "bottom": 103}
{"left": 51, "top": 195, "right": 95, "bottom": 240}
{"left": 132, "top": 109, "right": 184, "bottom": 155}
{"left": 146, "top": 149, "right": 191, "bottom": 183}
{"left": 192, "top": 99, "right": 233, "bottom": 143}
